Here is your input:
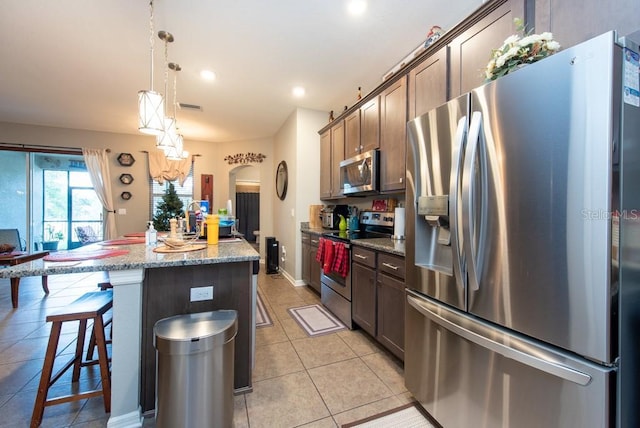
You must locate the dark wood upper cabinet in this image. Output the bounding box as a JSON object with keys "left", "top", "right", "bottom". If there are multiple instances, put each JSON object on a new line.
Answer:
{"left": 360, "top": 97, "right": 380, "bottom": 153}
{"left": 448, "top": 0, "right": 516, "bottom": 98}
{"left": 408, "top": 47, "right": 448, "bottom": 120}
{"left": 319, "top": 130, "right": 331, "bottom": 199}
{"left": 380, "top": 76, "right": 407, "bottom": 192}
{"left": 344, "top": 109, "right": 361, "bottom": 157}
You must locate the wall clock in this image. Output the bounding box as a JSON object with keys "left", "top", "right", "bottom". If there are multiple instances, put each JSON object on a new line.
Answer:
{"left": 119, "top": 173, "right": 134, "bottom": 185}
{"left": 117, "top": 153, "right": 135, "bottom": 166}
{"left": 121, "top": 191, "right": 132, "bottom": 200}
{"left": 276, "top": 160, "right": 288, "bottom": 200}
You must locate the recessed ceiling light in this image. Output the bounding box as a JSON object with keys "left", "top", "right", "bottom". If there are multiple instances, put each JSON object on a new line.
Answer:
{"left": 292, "top": 86, "right": 306, "bottom": 97}
{"left": 200, "top": 70, "right": 216, "bottom": 81}
{"left": 347, "top": 0, "right": 367, "bottom": 16}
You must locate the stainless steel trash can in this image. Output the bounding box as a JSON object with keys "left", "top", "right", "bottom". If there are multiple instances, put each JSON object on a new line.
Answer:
{"left": 154, "top": 310, "right": 238, "bottom": 428}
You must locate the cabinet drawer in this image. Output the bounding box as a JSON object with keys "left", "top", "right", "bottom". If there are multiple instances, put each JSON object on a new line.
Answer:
{"left": 378, "top": 252, "right": 405, "bottom": 279}
{"left": 352, "top": 246, "right": 376, "bottom": 268}
{"left": 309, "top": 235, "right": 321, "bottom": 248}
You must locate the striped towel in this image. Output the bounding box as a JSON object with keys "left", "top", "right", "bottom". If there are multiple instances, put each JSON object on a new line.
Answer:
{"left": 315, "top": 237, "right": 325, "bottom": 263}
{"left": 332, "top": 242, "right": 349, "bottom": 277}
{"left": 322, "top": 240, "right": 335, "bottom": 274}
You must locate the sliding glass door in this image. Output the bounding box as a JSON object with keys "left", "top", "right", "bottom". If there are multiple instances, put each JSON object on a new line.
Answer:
{"left": 0, "top": 149, "right": 102, "bottom": 251}
{"left": 0, "top": 151, "right": 28, "bottom": 249}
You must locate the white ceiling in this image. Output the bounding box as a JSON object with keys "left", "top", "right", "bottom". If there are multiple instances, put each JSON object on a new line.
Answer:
{"left": 0, "top": 0, "right": 481, "bottom": 143}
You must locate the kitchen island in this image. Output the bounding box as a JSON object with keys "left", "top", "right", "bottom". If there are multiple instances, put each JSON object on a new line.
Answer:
{"left": 0, "top": 240, "right": 259, "bottom": 428}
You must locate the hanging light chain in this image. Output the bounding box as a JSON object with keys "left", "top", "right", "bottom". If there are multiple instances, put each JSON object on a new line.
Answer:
{"left": 148, "top": 0, "right": 155, "bottom": 91}
{"left": 170, "top": 63, "right": 182, "bottom": 122}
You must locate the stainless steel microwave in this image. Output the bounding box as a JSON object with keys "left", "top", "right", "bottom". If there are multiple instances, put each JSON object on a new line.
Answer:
{"left": 340, "top": 149, "right": 379, "bottom": 195}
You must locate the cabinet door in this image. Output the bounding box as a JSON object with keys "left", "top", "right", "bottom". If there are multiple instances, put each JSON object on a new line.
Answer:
{"left": 380, "top": 76, "right": 407, "bottom": 192}
{"left": 345, "top": 110, "right": 361, "bottom": 157}
{"left": 377, "top": 272, "right": 405, "bottom": 361}
{"left": 408, "top": 47, "right": 447, "bottom": 119}
{"left": 360, "top": 97, "right": 380, "bottom": 153}
{"left": 331, "top": 120, "right": 345, "bottom": 197}
{"left": 320, "top": 130, "right": 332, "bottom": 199}
{"left": 309, "top": 238, "right": 322, "bottom": 294}
{"left": 301, "top": 237, "right": 310, "bottom": 285}
{"left": 352, "top": 262, "right": 377, "bottom": 336}
{"left": 538, "top": 0, "right": 638, "bottom": 50}
{"left": 449, "top": 0, "right": 514, "bottom": 97}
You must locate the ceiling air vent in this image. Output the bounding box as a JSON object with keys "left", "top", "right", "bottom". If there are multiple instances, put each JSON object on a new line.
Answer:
{"left": 179, "top": 102, "right": 203, "bottom": 112}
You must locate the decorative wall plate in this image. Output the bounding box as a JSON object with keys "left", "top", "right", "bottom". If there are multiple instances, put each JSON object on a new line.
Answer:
{"left": 117, "top": 153, "right": 135, "bottom": 166}
{"left": 121, "top": 191, "right": 132, "bottom": 200}
{"left": 119, "top": 173, "right": 134, "bottom": 185}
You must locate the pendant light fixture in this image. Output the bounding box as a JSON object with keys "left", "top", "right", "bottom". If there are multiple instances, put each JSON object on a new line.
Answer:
{"left": 156, "top": 30, "right": 178, "bottom": 150}
{"left": 138, "top": 0, "right": 164, "bottom": 135}
{"left": 164, "top": 63, "right": 189, "bottom": 160}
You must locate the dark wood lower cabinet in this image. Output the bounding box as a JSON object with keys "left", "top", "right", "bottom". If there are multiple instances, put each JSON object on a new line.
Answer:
{"left": 302, "top": 232, "right": 322, "bottom": 294}
{"left": 352, "top": 262, "right": 376, "bottom": 336}
{"left": 351, "top": 246, "right": 405, "bottom": 360}
{"left": 377, "top": 272, "right": 405, "bottom": 360}
{"left": 140, "top": 262, "right": 252, "bottom": 412}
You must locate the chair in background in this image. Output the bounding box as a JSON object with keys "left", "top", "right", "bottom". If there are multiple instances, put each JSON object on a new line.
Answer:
{"left": 75, "top": 226, "right": 100, "bottom": 245}
{"left": 0, "top": 228, "right": 26, "bottom": 251}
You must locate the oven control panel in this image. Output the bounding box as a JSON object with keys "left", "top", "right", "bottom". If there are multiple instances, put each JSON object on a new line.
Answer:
{"left": 359, "top": 210, "right": 395, "bottom": 228}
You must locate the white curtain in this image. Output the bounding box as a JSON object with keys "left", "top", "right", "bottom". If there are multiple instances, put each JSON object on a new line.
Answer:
{"left": 148, "top": 149, "right": 191, "bottom": 185}
{"left": 82, "top": 148, "right": 118, "bottom": 239}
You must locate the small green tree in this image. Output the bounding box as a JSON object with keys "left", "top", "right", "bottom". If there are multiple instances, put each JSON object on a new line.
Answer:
{"left": 153, "top": 183, "right": 184, "bottom": 231}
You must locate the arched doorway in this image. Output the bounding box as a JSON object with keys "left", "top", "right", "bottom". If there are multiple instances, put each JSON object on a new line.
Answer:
{"left": 229, "top": 165, "right": 260, "bottom": 249}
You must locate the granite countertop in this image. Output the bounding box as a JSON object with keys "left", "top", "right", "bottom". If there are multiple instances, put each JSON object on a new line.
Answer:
{"left": 0, "top": 240, "right": 259, "bottom": 279}
{"left": 301, "top": 227, "right": 326, "bottom": 236}
{"left": 351, "top": 238, "right": 406, "bottom": 257}
{"left": 301, "top": 224, "right": 405, "bottom": 256}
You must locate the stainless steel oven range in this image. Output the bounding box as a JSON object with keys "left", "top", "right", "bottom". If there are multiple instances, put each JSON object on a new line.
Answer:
{"left": 320, "top": 210, "right": 395, "bottom": 329}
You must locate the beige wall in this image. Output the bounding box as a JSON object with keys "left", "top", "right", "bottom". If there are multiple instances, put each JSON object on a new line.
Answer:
{"left": 0, "top": 121, "right": 275, "bottom": 259}
{"left": 273, "top": 108, "right": 326, "bottom": 283}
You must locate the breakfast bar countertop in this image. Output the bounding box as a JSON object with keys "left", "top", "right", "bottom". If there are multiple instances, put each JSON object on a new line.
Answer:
{"left": 0, "top": 239, "right": 259, "bottom": 279}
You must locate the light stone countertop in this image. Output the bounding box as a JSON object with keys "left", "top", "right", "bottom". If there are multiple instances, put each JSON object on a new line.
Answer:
{"left": 351, "top": 237, "right": 406, "bottom": 257}
{"left": 0, "top": 239, "right": 259, "bottom": 279}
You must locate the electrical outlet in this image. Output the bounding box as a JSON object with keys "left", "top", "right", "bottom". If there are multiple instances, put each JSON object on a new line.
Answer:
{"left": 190, "top": 286, "right": 214, "bottom": 302}
{"left": 118, "top": 208, "right": 126, "bottom": 215}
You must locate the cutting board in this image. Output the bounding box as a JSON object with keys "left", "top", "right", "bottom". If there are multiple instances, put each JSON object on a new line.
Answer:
{"left": 309, "top": 205, "right": 323, "bottom": 229}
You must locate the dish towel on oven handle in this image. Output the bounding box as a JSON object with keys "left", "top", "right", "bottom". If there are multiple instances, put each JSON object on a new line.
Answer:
{"left": 315, "top": 237, "right": 325, "bottom": 264}
{"left": 322, "top": 240, "right": 335, "bottom": 274}
{"left": 332, "top": 242, "right": 349, "bottom": 277}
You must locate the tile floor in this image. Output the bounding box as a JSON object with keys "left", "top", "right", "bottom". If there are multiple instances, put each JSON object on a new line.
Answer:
{"left": 0, "top": 268, "right": 412, "bottom": 427}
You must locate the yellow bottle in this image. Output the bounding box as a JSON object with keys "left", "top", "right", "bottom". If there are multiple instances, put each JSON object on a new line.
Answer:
{"left": 206, "top": 214, "right": 219, "bottom": 245}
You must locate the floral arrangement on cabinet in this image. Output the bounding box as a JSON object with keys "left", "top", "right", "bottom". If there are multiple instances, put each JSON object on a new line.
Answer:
{"left": 484, "top": 18, "right": 561, "bottom": 82}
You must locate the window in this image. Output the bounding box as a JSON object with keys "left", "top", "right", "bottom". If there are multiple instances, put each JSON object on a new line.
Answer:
{"left": 150, "top": 167, "right": 194, "bottom": 218}
{"left": 42, "top": 163, "right": 102, "bottom": 250}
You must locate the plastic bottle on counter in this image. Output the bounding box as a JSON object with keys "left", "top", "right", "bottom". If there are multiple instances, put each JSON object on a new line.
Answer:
{"left": 169, "top": 218, "right": 177, "bottom": 239}
{"left": 206, "top": 214, "right": 219, "bottom": 245}
{"left": 145, "top": 221, "right": 157, "bottom": 246}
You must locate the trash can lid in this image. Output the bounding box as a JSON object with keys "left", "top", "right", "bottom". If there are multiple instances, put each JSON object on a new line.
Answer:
{"left": 154, "top": 310, "right": 238, "bottom": 345}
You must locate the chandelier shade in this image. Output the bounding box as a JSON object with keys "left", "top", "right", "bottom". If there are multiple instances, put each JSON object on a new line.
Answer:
{"left": 138, "top": 0, "right": 164, "bottom": 135}
{"left": 138, "top": 90, "right": 164, "bottom": 134}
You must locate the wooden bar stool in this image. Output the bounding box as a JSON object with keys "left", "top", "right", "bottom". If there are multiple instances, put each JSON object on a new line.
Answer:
{"left": 86, "top": 282, "right": 113, "bottom": 360}
{"left": 30, "top": 290, "right": 113, "bottom": 428}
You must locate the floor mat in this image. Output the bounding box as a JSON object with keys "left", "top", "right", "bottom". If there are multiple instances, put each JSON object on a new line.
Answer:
{"left": 287, "top": 304, "right": 346, "bottom": 337}
{"left": 342, "top": 402, "right": 435, "bottom": 428}
{"left": 256, "top": 292, "right": 273, "bottom": 328}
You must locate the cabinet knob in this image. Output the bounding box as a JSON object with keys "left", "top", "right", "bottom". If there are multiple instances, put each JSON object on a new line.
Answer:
{"left": 399, "top": 177, "right": 404, "bottom": 183}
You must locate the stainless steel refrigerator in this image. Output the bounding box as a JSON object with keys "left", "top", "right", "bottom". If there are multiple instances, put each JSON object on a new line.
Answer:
{"left": 405, "top": 30, "right": 640, "bottom": 428}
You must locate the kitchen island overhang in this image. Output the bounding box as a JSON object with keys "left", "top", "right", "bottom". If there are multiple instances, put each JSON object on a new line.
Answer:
{"left": 0, "top": 241, "right": 259, "bottom": 428}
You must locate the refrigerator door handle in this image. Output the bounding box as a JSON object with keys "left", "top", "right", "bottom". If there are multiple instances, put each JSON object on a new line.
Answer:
{"left": 449, "top": 116, "right": 468, "bottom": 288}
{"left": 462, "top": 111, "right": 482, "bottom": 291}
{"left": 407, "top": 294, "right": 593, "bottom": 386}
